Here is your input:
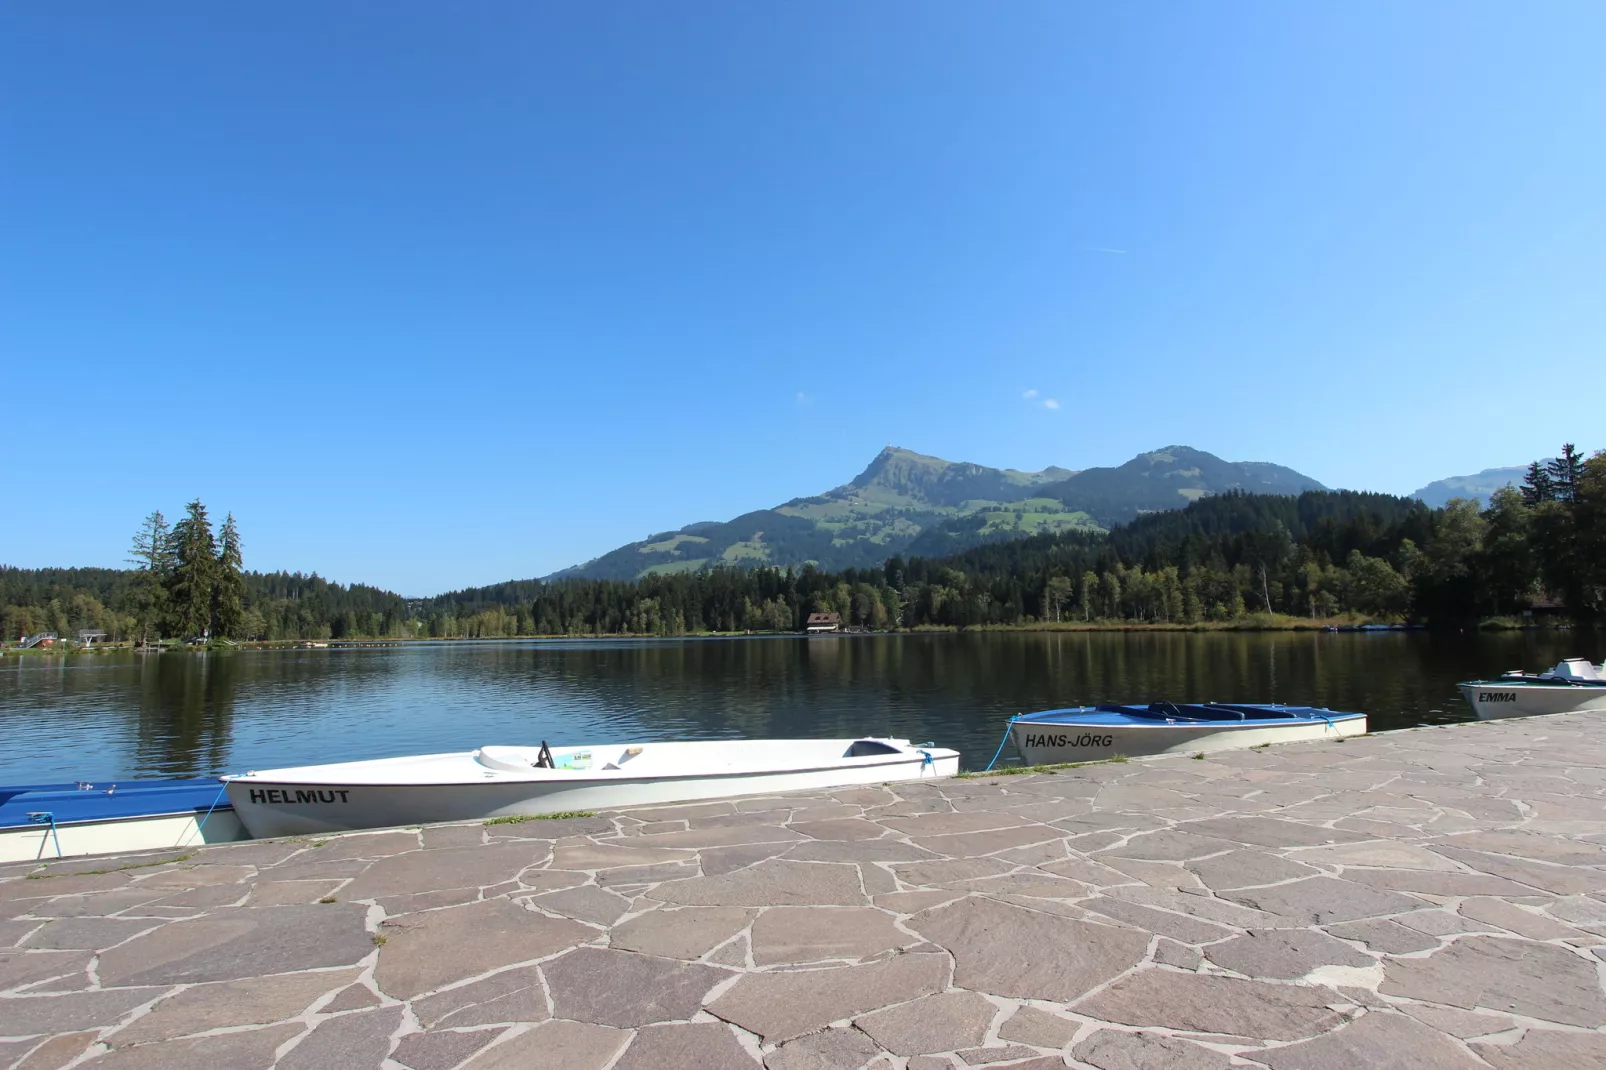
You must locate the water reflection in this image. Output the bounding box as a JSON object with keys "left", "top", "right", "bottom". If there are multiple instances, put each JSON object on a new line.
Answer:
{"left": 0, "top": 630, "right": 1593, "bottom": 782}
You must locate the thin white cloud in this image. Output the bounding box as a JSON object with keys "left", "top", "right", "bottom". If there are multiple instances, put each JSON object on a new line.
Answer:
{"left": 1043, "top": 398, "right": 1061, "bottom": 410}
{"left": 1081, "top": 246, "right": 1128, "bottom": 254}
{"left": 795, "top": 391, "right": 813, "bottom": 406}
{"left": 1022, "top": 388, "right": 1039, "bottom": 399}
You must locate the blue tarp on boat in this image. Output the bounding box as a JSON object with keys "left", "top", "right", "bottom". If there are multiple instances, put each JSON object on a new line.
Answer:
{"left": 0, "top": 779, "right": 231, "bottom": 831}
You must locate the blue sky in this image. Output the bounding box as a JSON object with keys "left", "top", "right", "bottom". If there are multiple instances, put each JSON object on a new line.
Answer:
{"left": 3, "top": 3, "right": 1602, "bottom": 594}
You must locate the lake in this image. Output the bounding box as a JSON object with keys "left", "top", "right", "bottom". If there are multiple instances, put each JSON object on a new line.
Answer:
{"left": 0, "top": 630, "right": 1591, "bottom": 783}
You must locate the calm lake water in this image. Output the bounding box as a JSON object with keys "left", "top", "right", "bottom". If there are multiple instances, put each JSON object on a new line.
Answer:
{"left": 0, "top": 631, "right": 1594, "bottom": 783}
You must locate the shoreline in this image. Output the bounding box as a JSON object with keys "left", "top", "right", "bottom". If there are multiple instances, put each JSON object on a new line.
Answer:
{"left": 1, "top": 615, "right": 1582, "bottom": 656}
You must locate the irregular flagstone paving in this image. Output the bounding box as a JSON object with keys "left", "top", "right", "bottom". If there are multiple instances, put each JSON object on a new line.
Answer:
{"left": 3, "top": 715, "right": 1606, "bottom": 1068}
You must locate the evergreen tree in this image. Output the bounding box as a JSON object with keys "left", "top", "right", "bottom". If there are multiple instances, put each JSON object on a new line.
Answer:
{"left": 213, "top": 513, "right": 246, "bottom": 640}
{"left": 124, "top": 510, "right": 170, "bottom": 647}
{"left": 164, "top": 500, "right": 219, "bottom": 640}
{"left": 1521, "top": 460, "right": 1555, "bottom": 505}
{"left": 1547, "top": 444, "right": 1583, "bottom": 503}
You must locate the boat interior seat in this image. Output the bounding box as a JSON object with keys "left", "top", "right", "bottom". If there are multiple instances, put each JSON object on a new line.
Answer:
{"left": 474, "top": 746, "right": 537, "bottom": 773}
{"left": 1555, "top": 660, "right": 1604, "bottom": 682}
{"left": 845, "top": 740, "right": 901, "bottom": 757}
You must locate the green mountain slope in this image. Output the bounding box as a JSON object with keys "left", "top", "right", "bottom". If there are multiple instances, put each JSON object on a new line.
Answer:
{"left": 550, "top": 445, "right": 1324, "bottom": 580}
{"left": 1037, "top": 445, "right": 1325, "bottom": 526}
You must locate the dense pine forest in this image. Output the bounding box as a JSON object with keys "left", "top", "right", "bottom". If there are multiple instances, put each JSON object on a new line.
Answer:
{"left": 3, "top": 446, "right": 1601, "bottom": 644}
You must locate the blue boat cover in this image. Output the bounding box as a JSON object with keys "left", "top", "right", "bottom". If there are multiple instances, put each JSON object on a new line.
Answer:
{"left": 0, "top": 779, "right": 231, "bottom": 831}
{"left": 1015, "top": 703, "right": 1365, "bottom": 727}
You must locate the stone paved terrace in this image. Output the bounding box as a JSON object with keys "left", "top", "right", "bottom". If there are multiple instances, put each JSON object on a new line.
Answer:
{"left": 5, "top": 715, "right": 1606, "bottom": 1069}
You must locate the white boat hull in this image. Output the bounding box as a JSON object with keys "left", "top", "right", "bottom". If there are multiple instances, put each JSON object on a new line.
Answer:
{"left": 1010, "top": 716, "right": 1366, "bottom": 766}
{"left": 0, "top": 810, "right": 247, "bottom": 864}
{"left": 1458, "top": 682, "right": 1606, "bottom": 720}
{"left": 225, "top": 739, "right": 959, "bottom": 838}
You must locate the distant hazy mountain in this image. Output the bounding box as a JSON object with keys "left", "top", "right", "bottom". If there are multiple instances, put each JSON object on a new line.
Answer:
{"left": 1411, "top": 465, "right": 1532, "bottom": 509}
{"left": 550, "top": 445, "right": 1326, "bottom": 581}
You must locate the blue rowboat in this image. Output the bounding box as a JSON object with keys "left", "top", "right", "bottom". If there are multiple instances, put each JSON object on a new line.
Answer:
{"left": 1007, "top": 703, "right": 1367, "bottom": 765}
{"left": 0, "top": 779, "right": 248, "bottom": 863}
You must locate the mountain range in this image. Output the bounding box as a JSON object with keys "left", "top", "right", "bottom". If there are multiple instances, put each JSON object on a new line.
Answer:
{"left": 552, "top": 445, "right": 1326, "bottom": 581}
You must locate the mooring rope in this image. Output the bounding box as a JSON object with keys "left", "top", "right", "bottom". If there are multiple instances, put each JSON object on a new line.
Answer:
{"left": 187, "top": 780, "right": 231, "bottom": 846}
{"left": 983, "top": 719, "right": 1016, "bottom": 772}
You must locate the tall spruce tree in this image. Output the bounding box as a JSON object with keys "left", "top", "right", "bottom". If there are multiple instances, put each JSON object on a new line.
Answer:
{"left": 164, "top": 500, "right": 219, "bottom": 640}
{"left": 125, "top": 510, "right": 170, "bottom": 647}
{"left": 213, "top": 513, "right": 246, "bottom": 640}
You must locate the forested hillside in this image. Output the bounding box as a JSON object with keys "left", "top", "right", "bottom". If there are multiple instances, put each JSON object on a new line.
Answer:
{"left": 4, "top": 445, "right": 1599, "bottom": 642}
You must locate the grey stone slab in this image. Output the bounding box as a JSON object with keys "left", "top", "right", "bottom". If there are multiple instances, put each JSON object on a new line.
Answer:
{"left": 1325, "top": 918, "right": 1440, "bottom": 954}
{"left": 956, "top": 1043, "right": 1046, "bottom": 1064}
{"left": 549, "top": 841, "right": 695, "bottom": 869}
{"left": 1097, "top": 831, "right": 1242, "bottom": 861}
{"left": 1078, "top": 898, "right": 1234, "bottom": 944}
{"left": 0, "top": 949, "right": 94, "bottom": 991}
{"left": 322, "top": 982, "right": 381, "bottom": 1011}
{"left": 294, "top": 830, "right": 419, "bottom": 861}
{"left": 22, "top": 916, "right": 158, "bottom": 951}
{"left": 1285, "top": 841, "right": 1462, "bottom": 871}
{"left": 376, "top": 899, "right": 592, "bottom": 1000}
{"left": 649, "top": 859, "right": 867, "bottom": 906}
{"left": 420, "top": 823, "right": 487, "bottom": 849}
{"left": 788, "top": 840, "right": 939, "bottom": 864}
{"left": 751, "top": 906, "right": 908, "bottom": 964}
{"left": 614, "top": 1022, "right": 760, "bottom": 1070}
{"left": 894, "top": 858, "right": 1015, "bottom": 886}
{"left": 856, "top": 990, "right": 996, "bottom": 1056}
{"left": 1177, "top": 816, "right": 1370, "bottom": 849}
{"left": 908, "top": 824, "right": 1065, "bottom": 857}
{"left": 1075, "top": 972, "right": 1347, "bottom": 1041}
{"left": 109, "top": 967, "right": 361, "bottom": 1044}
{"left": 0, "top": 986, "right": 165, "bottom": 1035}
{"left": 543, "top": 946, "right": 729, "bottom": 1026}
{"left": 526, "top": 884, "right": 631, "bottom": 926}
{"left": 75, "top": 1022, "right": 302, "bottom": 1069}
{"left": 1070, "top": 1029, "right": 1233, "bottom": 1069}
{"left": 763, "top": 1027, "right": 883, "bottom": 1070}
{"left": 610, "top": 906, "right": 753, "bottom": 960}
{"left": 1341, "top": 868, "right": 1542, "bottom": 897}
{"left": 625, "top": 825, "right": 806, "bottom": 849}
{"left": 700, "top": 842, "right": 797, "bottom": 875}
{"left": 1251, "top": 1010, "right": 1483, "bottom": 1069}
{"left": 1400, "top": 1004, "right": 1514, "bottom": 1039}
{"left": 879, "top": 811, "right": 1029, "bottom": 836}
{"left": 1473, "top": 1027, "right": 1606, "bottom": 1070}
{"left": 1457, "top": 896, "right": 1584, "bottom": 940}
{"left": 1430, "top": 846, "right": 1604, "bottom": 894}
{"left": 1435, "top": 830, "right": 1606, "bottom": 866}
{"left": 97, "top": 904, "right": 372, "bottom": 986}
{"left": 393, "top": 1028, "right": 501, "bottom": 1070}
{"left": 412, "top": 963, "right": 548, "bottom": 1028}
{"left": 910, "top": 896, "right": 1148, "bottom": 1002}
{"left": 707, "top": 953, "right": 949, "bottom": 1042}
{"left": 791, "top": 819, "right": 889, "bottom": 841}
{"left": 1205, "top": 928, "right": 1376, "bottom": 979}
{"left": 1220, "top": 877, "right": 1423, "bottom": 925}
{"left": 279, "top": 1003, "right": 403, "bottom": 1070}
{"left": 12, "top": 1029, "right": 98, "bottom": 1069}
{"left": 459, "top": 1019, "right": 630, "bottom": 1070}
{"left": 1379, "top": 936, "right": 1606, "bottom": 1027}
{"left": 341, "top": 842, "right": 538, "bottom": 899}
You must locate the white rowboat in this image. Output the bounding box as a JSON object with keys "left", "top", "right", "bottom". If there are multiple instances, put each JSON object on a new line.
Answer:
{"left": 224, "top": 737, "right": 959, "bottom": 838}
{"left": 1458, "top": 659, "right": 1606, "bottom": 720}
{"left": 1008, "top": 703, "right": 1367, "bottom": 766}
